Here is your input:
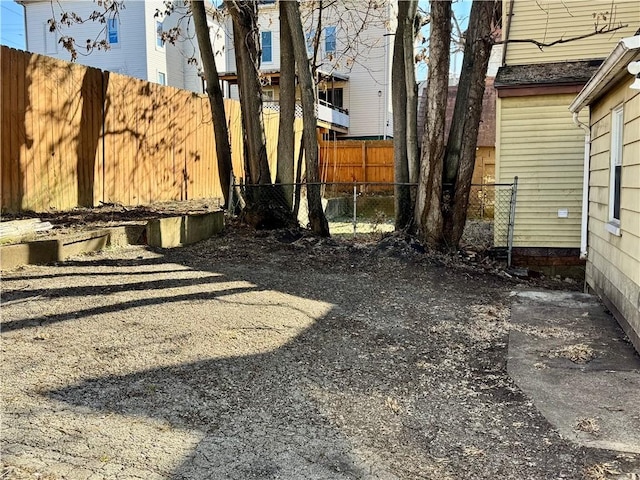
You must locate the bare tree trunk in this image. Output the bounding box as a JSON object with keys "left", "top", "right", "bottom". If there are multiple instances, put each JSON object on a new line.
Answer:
{"left": 403, "top": 0, "right": 419, "bottom": 186}
{"left": 443, "top": 0, "right": 499, "bottom": 247}
{"left": 277, "top": 0, "right": 296, "bottom": 208}
{"left": 283, "top": 0, "right": 330, "bottom": 237}
{"left": 225, "top": 0, "right": 270, "bottom": 188}
{"left": 191, "top": 0, "right": 233, "bottom": 207}
{"left": 392, "top": 0, "right": 411, "bottom": 230}
{"left": 414, "top": 0, "right": 451, "bottom": 246}
{"left": 225, "top": 0, "right": 295, "bottom": 229}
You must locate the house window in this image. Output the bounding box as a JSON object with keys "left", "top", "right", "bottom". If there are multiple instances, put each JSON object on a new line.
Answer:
{"left": 156, "top": 21, "right": 164, "bottom": 48}
{"left": 157, "top": 72, "right": 166, "bottom": 85}
{"left": 306, "top": 29, "right": 315, "bottom": 56}
{"left": 261, "top": 31, "right": 272, "bottom": 63}
{"left": 107, "top": 18, "right": 119, "bottom": 46}
{"left": 608, "top": 105, "right": 623, "bottom": 235}
{"left": 325, "top": 26, "right": 336, "bottom": 54}
{"left": 319, "top": 88, "right": 343, "bottom": 108}
{"left": 262, "top": 88, "right": 274, "bottom": 102}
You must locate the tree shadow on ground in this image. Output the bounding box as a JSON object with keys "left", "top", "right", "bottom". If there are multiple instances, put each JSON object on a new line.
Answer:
{"left": 2, "top": 239, "right": 605, "bottom": 479}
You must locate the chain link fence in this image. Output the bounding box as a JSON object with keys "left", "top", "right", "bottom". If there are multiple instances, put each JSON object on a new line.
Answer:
{"left": 230, "top": 179, "right": 518, "bottom": 261}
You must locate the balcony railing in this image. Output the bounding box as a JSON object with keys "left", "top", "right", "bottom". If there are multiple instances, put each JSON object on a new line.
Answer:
{"left": 263, "top": 100, "right": 349, "bottom": 130}
{"left": 317, "top": 99, "right": 350, "bottom": 129}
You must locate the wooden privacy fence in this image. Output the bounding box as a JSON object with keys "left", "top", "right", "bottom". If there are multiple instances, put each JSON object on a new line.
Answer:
{"left": 319, "top": 139, "right": 394, "bottom": 190}
{"left": 1, "top": 46, "right": 303, "bottom": 213}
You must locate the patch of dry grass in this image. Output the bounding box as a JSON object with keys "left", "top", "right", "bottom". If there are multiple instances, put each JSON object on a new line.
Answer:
{"left": 575, "top": 417, "right": 601, "bottom": 436}
{"left": 549, "top": 343, "right": 597, "bottom": 364}
{"left": 583, "top": 461, "right": 620, "bottom": 480}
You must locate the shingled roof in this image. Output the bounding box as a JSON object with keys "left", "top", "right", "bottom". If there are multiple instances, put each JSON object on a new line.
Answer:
{"left": 494, "top": 59, "right": 603, "bottom": 87}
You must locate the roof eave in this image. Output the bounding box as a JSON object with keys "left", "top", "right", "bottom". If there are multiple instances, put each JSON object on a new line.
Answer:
{"left": 569, "top": 35, "right": 640, "bottom": 113}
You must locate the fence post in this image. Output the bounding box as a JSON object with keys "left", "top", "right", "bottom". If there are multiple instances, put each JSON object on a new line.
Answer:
{"left": 362, "top": 142, "right": 367, "bottom": 183}
{"left": 227, "top": 171, "right": 234, "bottom": 213}
{"left": 353, "top": 184, "right": 357, "bottom": 238}
{"left": 507, "top": 176, "right": 518, "bottom": 268}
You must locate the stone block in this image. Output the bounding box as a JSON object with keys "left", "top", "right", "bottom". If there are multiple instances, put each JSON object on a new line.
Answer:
{"left": 146, "top": 217, "right": 184, "bottom": 248}
{"left": 0, "top": 240, "right": 59, "bottom": 269}
{"left": 183, "top": 212, "right": 224, "bottom": 244}
{"left": 146, "top": 213, "right": 224, "bottom": 248}
{"left": 58, "top": 231, "right": 109, "bottom": 259}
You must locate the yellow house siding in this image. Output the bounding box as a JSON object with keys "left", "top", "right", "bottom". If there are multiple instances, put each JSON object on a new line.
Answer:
{"left": 586, "top": 76, "right": 640, "bottom": 348}
{"left": 504, "top": 0, "right": 640, "bottom": 65}
{"left": 496, "top": 94, "right": 586, "bottom": 247}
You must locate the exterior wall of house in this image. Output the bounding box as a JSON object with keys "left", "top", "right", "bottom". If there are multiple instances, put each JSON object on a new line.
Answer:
{"left": 143, "top": 0, "right": 169, "bottom": 86}
{"left": 22, "top": 0, "right": 149, "bottom": 80}
{"left": 586, "top": 76, "right": 640, "bottom": 349}
{"left": 503, "top": 0, "right": 640, "bottom": 65}
{"left": 496, "top": 93, "right": 587, "bottom": 247}
{"left": 21, "top": 0, "right": 221, "bottom": 93}
{"left": 221, "top": 1, "right": 394, "bottom": 139}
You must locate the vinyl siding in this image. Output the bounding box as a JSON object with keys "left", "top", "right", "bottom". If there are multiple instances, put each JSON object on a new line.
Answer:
{"left": 143, "top": 1, "right": 168, "bottom": 86}
{"left": 503, "top": 0, "right": 640, "bottom": 65}
{"left": 496, "top": 94, "right": 586, "bottom": 247}
{"left": 221, "top": 1, "right": 393, "bottom": 138}
{"left": 23, "top": 0, "right": 149, "bottom": 80}
{"left": 586, "top": 76, "right": 640, "bottom": 344}
{"left": 22, "top": 0, "right": 218, "bottom": 93}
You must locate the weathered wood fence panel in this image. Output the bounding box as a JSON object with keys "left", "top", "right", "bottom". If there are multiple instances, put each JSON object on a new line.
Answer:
{"left": 319, "top": 140, "right": 394, "bottom": 187}
{"left": 1, "top": 46, "right": 303, "bottom": 213}
{"left": 1, "top": 48, "right": 103, "bottom": 212}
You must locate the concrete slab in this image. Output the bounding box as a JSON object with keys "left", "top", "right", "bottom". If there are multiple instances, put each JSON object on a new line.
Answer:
{"left": 508, "top": 290, "right": 640, "bottom": 453}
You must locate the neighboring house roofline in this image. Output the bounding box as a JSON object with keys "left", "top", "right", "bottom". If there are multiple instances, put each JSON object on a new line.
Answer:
{"left": 569, "top": 35, "right": 640, "bottom": 113}
{"left": 494, "top": 60, "right": 603, "bottom": 89}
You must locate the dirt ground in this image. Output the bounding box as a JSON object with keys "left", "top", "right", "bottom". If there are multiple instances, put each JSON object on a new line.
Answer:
{"left": 1, "top": 221, "right": 637, "bottom": 479}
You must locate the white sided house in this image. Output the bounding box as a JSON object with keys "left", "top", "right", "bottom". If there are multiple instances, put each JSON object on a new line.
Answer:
{"left": 219, "top": 0, "right": 395, "bottom": 139}
{"left": 569, "top": 36, "right": 640, "bottom": 352}
{"left": 19, "top": 0, "right": 225, "bottom": 93}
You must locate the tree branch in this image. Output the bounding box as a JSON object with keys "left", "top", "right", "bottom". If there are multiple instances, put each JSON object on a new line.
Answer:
{"left": 496, "top": 22, "right": 628, "bottom": 50}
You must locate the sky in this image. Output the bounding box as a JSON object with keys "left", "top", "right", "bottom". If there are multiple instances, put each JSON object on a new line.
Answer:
{"left": 416, "top": 0, "right": 472, "bottom": 81}
{"left": 0, "top": 0, "right": 25, "bottom": 49}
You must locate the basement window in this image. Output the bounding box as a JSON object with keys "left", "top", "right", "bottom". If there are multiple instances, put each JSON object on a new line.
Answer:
{"left": 607, "top": 105, "right": 623, "bottom": 236}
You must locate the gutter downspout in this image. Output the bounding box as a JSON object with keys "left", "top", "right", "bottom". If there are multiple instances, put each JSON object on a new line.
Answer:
{"left": 22, "top": 2, "right": 28, "bottom": 51}
{"left": 501, "top": 0, "right": 515, "bottom": 66}
{"left": 573, "top": 111, "right": 590, "bottom": 260}
{"left": 382, "top": 25, "right": 389, "bottom": 140}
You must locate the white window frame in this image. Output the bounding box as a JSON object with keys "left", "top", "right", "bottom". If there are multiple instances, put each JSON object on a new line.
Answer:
{"left": 107, "top": 17, "right": 120, "bottom": 48}
{"left": 606, "top": 105, "right": 623, "bottom": 236}
{"left": 155, "top": 20, "right": 165, "bottom": 50}
{"left": 325, "top": 26, "right": 336, "bottom": 55}
{"left": 157, "top": 71, "right": 166, "bottom": 86}
{"left": 262, "top": 88, "right": 274, "bottom": 102}
{"left": 261, "top": 31, "right": 272, "bottom": 64}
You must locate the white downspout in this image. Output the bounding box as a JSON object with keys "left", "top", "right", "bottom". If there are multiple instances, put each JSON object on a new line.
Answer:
{"left": 573, "top": 112, "right": 590, "bottom": 260}
{"left": 382, "top": 31, "right": 389, "bottom": 140}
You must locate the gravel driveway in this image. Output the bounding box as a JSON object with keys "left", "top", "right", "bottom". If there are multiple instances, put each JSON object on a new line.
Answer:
{"left": 1, "top": 226, "right": 635, "bottom": 479}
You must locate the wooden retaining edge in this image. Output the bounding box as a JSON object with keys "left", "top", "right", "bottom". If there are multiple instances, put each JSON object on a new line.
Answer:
{"left": 0, "top": 225, "right": 146, "bottom": 270}
{"left": 0, "top": 212, "right": 225, "bottom": 270}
